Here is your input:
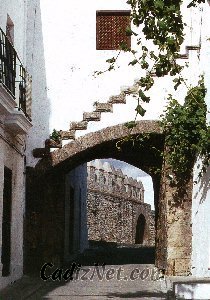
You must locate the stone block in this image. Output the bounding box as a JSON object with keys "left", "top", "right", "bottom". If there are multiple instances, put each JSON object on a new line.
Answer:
{"left": 60, "top": 130, "right": 75, "bottom": 140}
{"left": 83, "top": 111, "right": 101, "bottom": 121}
{"left": 94, "top": 102, "right": 113, "bottom": 113}
{"left": 70, "top": 121, "right": 88, "bottom": 130}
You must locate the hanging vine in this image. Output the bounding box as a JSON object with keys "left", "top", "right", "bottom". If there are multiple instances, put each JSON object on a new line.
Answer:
{"left": 97, "top": 0, "right": 205, "bottom": 114}
{"left": 99, "top": 0, "right": 209, "bottom": 178}
{"left": 160, "top": 76, "right": 209, "bottom": 181}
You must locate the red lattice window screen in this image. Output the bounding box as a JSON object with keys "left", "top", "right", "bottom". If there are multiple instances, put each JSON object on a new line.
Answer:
{"left": 96, "top": 11, "right": 131, "bottom": 50}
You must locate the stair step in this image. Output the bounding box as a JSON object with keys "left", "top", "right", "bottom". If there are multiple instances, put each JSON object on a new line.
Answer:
{"left": 60, "top": 130, "right": 76, "bottom": 140}
{"left": 178, "top": 53, "right": 188, "bottom": 59}
{"left": 108, "top": 92, "right": 126, "bottom": 104}
{"left": 94, "top": 102, "right": 113, "bottom": 113}
{"left": 120, "top": 84, "right": 139, "bottom": 94}
{"left": 33, "top": 148, "right": 49, "bottom": 158}
{"left": 186, "top": 45, "right": 200, "bottom": 51}
{"left": 178, "top": 45, "right": 200, "bottom": 59}
{"left": 70, "top": 121, "right": 88, "bottom": 131}
{"left": 83, "top": 111, "right": 101, "bottom": 121}
{"left": 45, "top": 139, "right": 62, "bottom": 148}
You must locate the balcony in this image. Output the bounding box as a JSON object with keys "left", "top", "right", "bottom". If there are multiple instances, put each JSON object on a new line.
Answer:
{"left": 0, "top": 27, "right": 32, "bottom": 134}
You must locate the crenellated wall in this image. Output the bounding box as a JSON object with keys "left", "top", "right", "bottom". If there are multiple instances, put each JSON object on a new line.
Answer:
{"left": 87, "top": 160, "right": 155, "bottom": 246}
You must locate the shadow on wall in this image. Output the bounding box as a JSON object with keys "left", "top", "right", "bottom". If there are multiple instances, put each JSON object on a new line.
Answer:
{"left": 197, "top": 165, "right": 210, "bottom": 205}
{"left": 26, "top": 0, "right": 51, "bottom": 166}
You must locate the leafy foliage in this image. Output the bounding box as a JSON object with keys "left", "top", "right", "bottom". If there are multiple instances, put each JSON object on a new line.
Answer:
{"left": 50, "top": 129, "right": 61, "bottom": 142}
{"left": 160, "top": 77, "right": 209, "bottom": 180}
{"left": 106, "top": 0, "right": 209, "bottom": 178}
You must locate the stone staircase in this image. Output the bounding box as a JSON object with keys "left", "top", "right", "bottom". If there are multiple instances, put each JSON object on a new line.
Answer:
{"left": 33, "top": 45, "right": 200, "bottom": 159}
{"left": 58, "top": 91, "right": 127, "bottom": 142}
{"left": 33, "top": 83, "right": 138, "bottom": 158}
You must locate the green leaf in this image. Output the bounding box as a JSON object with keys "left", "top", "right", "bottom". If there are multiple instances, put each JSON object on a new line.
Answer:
{"left": 129, "top": 59, "right": 138, "bottom": 66}
{"left": 138, "top": 90, "right": 150, "bottom": 103}
{"left": 135, "top": 105, "right": 146, "bottom": 116}
{"left": 125, "top": 27, "right": 138, "bottom": 36}
{"left": 106, "top": 57, "right": 116, "bottom": 64}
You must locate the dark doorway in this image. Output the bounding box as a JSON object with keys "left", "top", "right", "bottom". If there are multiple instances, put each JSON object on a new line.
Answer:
{"left": 135, "top": 214, "right": 146, "bottom": 244}
{"left": 2, "top": 167, "right": 12, "bottom": 276}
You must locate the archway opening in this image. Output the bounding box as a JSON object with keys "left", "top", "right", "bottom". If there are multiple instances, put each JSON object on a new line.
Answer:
{"left": 27, "top": 123, "right": 171, "bottom": 273}
{"left": 135, "top": 214, "right": 146, "bottom": 244}
{"left": 64, "top": 158, "right": 156, "bottom": 265}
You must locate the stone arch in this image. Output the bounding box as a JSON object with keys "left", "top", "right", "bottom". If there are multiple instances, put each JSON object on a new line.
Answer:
{"left": 36, "top": 120, "right": 163, "bottom": 220}
{"left": 36, "top": 120, "right": 163, "bottom": 177}
{"left": 31, "top": 120, "right": 164, "bottom": 261}
{"left": 26, "top": 120, "right": 194, "bottom": 276}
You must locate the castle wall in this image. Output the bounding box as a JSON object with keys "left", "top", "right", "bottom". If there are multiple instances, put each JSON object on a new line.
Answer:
{"left": 87, "top": 160, "right": 155, "bottom": 246}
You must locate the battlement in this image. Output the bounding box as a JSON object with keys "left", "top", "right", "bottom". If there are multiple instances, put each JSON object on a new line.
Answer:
{"left": 87, "top": 160, "right": 144, "bottom": 203}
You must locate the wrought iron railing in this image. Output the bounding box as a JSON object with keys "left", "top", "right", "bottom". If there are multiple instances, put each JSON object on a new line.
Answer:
{"left": 0, "top": 27, "right": 32, "bottom": 120}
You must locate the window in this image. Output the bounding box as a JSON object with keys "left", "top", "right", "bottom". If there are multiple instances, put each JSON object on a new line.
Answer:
{"left": 2, "top": 167, "right": 12, "bottom": 276}
{"left": 96, "top": 11, "right": 131, "bottom": 50}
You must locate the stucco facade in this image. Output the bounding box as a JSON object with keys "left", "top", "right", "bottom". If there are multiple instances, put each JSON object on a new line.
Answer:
{"left": 0, "top": 1, "right": 29, "bottom": 289}
{"left": 37, "top": 1, "right": 209, "bottom": 277}
{"left": 0, "top": 0, "right": 209, "bottom": 289}
{"left": 190, "top": 4, "right": 210, "bottom": 278}
{"left": 0, "top": 0, "right": 48, "bottom": 289}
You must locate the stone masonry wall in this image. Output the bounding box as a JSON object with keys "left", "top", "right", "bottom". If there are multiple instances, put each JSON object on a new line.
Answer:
{"left": 87, "top": 160, "right": 155, "bottom": 246}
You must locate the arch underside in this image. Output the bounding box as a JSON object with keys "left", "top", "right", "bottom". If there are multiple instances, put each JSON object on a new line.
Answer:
{"left": 36, "top": 120, "right": 164, "bottom": 177}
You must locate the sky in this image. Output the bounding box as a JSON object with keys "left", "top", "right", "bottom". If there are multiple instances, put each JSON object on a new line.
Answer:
{"left": 100, "top": 158, "right": 154, "bottom": 210}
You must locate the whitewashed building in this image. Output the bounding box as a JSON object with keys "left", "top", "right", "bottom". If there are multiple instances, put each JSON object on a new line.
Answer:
{"left": 0, "top": 0, "right": 49, "bottom": 289}
{"left": 0, "top": 0, "right": 209, "bottom": 291}
{"left": 38, "top": 0, "right": 210, "bottom": 278}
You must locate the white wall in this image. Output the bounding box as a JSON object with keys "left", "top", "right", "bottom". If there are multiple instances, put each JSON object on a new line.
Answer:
{"left": 0, "top": 0, "right": 27, "bottom": 289}
{"left": 25, "top": 0, "right": 50, "bottom": 167}
{"left": 0, "top": 0, "right": 27, "bottom": 64}
{"left": 39, "top": 1, "right": 210, "bottom": 277}
{"left": 0, "top": 0, "right": 50, "bottom": 289}
{"left": 39, "top": 1, "right": 202, "bottom": 137}
{"left": 0, "top": 129, "right": 26, "bottom": 289}
{"left": 191, "top": 2, "right": 210, "bottom": 277}
{"left": 0, "top": 0, "right": 50, "bottom": 167}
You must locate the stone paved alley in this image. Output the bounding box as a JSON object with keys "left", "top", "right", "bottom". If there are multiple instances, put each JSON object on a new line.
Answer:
{"left": 0, "top": 264, "right": 171, "bottom": 300}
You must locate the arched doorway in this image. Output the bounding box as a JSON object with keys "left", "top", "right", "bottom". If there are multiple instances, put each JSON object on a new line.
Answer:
{"left": 135, "top": 214, "right": 146, "bottom": 244}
